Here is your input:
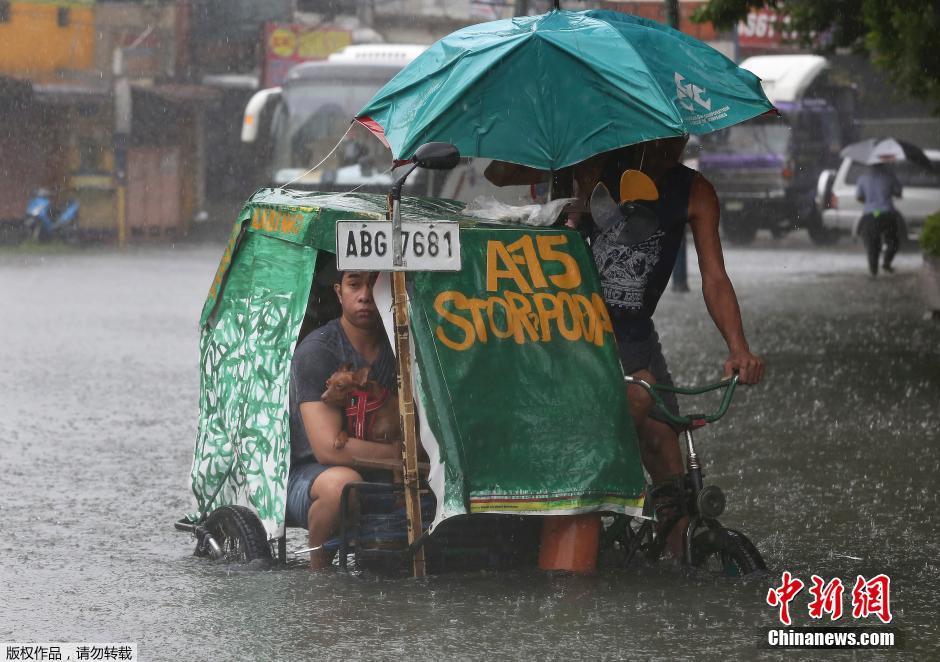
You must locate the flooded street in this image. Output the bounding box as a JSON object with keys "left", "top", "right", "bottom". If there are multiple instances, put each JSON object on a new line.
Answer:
{"left": 1, "top": 236, "right": 937, "bottom": 660}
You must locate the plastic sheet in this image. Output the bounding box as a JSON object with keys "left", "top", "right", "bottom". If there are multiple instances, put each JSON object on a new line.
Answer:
{"left": 462, "top": 196, "right": 577, "bottom": 227}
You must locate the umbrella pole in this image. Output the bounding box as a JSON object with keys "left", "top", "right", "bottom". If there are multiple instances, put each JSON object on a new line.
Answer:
{"left": 550, "top": 168, "right": 572, "bottom": 200}
{"left": 388, "top": 196, "right": 427, "bottom": 579}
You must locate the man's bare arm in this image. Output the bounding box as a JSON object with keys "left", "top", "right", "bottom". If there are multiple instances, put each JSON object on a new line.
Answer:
{"left": 299, "top": 401, "right": 401, "bottom": 466}
{"left": 687, "top": 174, "right": 765, "bottom": 385}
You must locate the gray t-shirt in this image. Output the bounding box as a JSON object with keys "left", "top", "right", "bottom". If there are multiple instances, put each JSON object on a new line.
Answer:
{"left": 289, "top": 318, "right": 397, "bottom": 463}
{"left": 856, "top": 168, "right": 902, "bottom": 214}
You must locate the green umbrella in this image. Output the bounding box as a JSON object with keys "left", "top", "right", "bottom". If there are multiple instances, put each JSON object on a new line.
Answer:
{"left": 356, "top": 9, "right": 775, "bottom": 171}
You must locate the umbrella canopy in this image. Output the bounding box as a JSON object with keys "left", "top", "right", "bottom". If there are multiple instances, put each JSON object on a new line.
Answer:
{"left": 356, "top": 9, "right": 775, "bottom": 171}
{"left": 840, "top": 137, "right": 933, "bottom": 169}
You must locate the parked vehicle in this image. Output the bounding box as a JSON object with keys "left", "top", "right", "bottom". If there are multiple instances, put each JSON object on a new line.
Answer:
{"left": 23, "top": 188, "right": 80, "bottom": 243}
{"left": 699, "top": 55, "right": 855, "bottom": 244}
{"left": 816, "top": 149, "right": 940, "bottom": 240}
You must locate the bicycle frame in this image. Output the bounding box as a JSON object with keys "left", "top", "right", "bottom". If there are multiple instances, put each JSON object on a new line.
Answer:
{"left": 622, "top": 374, "right": 739, "bottom": 565}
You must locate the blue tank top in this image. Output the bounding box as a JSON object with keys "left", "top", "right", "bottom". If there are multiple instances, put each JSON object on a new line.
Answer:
{"left": 591, "top": 164, "right": 696, "bottom": 335}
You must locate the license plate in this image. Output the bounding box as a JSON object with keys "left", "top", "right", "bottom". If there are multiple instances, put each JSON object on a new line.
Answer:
{"left": 725, "top": 201, "right": 744, "bottom": 212}
{"left": 335, "top": 220, "right": 461, "bottom": 271}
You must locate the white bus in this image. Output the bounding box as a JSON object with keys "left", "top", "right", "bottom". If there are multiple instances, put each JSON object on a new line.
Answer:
{"left": 242, "top": 44, "right": 538, "bottom": 205}
{"left": 242, "top": 44, "right": 430, "bottom": 193}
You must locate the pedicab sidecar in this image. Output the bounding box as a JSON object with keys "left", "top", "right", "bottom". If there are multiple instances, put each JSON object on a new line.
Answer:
{"left": 175, "top": 186, "right": 648, "bottom": 572}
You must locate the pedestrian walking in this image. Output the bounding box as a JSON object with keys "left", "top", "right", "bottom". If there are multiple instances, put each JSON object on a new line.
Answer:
{"left": 671, "top": 234, "right": 689, "bottom": 292}
{"left": 856, "top": 163, "right": 903, "bottom": 276}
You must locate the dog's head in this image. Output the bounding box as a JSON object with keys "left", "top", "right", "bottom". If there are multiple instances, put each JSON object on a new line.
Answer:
{"left": 321, "top": 363, "right": 370, "bottom": 408}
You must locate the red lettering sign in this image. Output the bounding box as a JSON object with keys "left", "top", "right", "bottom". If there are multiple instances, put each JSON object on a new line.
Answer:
{"left": 766, "top": 571, "right": 805, "bottom": 626}
{"left": 737, "top": 9, "right": 793, "bottom": 49}
{"left": 851, "top": 574, "right": 893, "bottom": 624}
{"left": 807, "top": 575, "right": 845, "bottom": 621}
{"left": 262, "top": 23, "right": 352, "bottom": 87}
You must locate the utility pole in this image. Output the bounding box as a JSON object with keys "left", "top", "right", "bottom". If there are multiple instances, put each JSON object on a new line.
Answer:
{"left": 665, "top": 0, "right": 679, "bottom": 29}
{"left": 175, "top": 0, "right": 192, "bottom": 80}
{"left": 357, "top": 0, "right": 375, "bottom": 28}
{"left": 113, "top": 57, "right": 131, "bottom": 249}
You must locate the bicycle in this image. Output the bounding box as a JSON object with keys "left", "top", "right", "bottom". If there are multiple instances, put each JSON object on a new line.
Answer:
{"left": 603, "top": 374, "right": 767, "bottom": 577}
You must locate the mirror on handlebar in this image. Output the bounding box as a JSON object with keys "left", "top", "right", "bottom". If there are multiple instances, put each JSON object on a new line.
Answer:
{"left": 413, "top": 142, "right": 460, "bottom": 170}
{"left": 391, "top": 143, "right": 460, "bottom": 201}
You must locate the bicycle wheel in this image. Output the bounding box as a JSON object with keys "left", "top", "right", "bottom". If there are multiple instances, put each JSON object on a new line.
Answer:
{"left": 723, "top": 528, "right": 767, "bottom": 572}
{"left": 690, "top": 527, "right": 765, "bottom": 577}
{"left": 199, "top": 505, "right": 273, "bottom": 565}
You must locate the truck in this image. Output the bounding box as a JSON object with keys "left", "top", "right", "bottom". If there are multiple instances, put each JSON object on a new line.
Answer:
{"left": 698, "top": 54, "right": 856, "bottom": 244}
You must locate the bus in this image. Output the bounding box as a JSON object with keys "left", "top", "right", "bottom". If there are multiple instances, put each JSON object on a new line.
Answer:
{"left": 242, "top": 44, "right": 431, "bottom": 193}
{"left": 242, "top": 43, "right": 538, "bottom": 205}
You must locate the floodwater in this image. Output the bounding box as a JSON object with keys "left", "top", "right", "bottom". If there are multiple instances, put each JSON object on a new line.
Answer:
{"left": 1, "top": 236, "right": 937, "bottom": 660}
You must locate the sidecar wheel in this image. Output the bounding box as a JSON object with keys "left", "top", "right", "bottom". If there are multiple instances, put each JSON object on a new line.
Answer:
{"left": 199, "top": 505, "right": 273, "bottom": 566}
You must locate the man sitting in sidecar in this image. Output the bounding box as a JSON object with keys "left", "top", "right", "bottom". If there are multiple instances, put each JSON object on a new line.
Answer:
{"left": 287, "top": 268, "right": 400, "bottom": 569}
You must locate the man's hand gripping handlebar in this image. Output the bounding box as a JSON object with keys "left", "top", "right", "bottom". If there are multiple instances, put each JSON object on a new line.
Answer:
{"left": 623, "top": 374, "right": 739, "bottom": 431}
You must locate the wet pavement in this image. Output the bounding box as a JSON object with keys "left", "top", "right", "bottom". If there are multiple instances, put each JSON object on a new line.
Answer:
{"left": 0, "top": 234, "right": 937, "bottom": 660}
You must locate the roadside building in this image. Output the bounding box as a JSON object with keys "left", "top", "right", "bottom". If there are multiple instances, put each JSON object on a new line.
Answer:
{"left": 0, "top": 76, "right": 56, "bottom": 225}
{"left": 0, "top": 0, "right": 221, "bottom": 242}
{"left": 0, "top": 1, "right": 93, "bottom": 227}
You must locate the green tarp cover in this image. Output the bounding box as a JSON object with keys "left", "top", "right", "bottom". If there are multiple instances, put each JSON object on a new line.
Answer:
{"left": 190, "top": 189, "right": 645, "bottom": 538}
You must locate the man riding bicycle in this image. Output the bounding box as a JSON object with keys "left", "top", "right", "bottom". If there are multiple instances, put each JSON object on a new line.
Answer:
{"left": 570, "top": 136, "right": 765, "bottom": 557}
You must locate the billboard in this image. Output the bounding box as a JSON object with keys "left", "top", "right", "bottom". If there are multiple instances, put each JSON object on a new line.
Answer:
{"left": 263, "top": 23, "right": 353, "bottom": 87}
{"left": 737, "top": 8, "right": 794, "bottom": 49}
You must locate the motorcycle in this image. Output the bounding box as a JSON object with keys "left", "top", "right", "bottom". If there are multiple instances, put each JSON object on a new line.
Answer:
{"left": 23, "top": 188, "right": 80, "bottom": 243}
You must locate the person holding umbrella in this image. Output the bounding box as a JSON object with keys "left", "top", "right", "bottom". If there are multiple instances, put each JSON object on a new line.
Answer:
{"left": 856, "top": 163, "right": 903, "bottom": 276}
{"left": 841, "top": 137, "right": 933, "bottom": 276}
{"left": 355, "top": 8, "right": 776, "bottom": 558}
{"left": 567, "top": 136, "right": 764, "bottom": 557}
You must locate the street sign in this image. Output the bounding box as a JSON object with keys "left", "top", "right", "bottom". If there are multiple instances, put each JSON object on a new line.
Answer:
{"left": 336, "top": 220, "right": 461, "bottom": 271}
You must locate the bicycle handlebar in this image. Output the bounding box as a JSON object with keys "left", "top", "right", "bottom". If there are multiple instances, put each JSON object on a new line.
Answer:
{"left": 624, "top": 374, "right": 739, "bottom": 428}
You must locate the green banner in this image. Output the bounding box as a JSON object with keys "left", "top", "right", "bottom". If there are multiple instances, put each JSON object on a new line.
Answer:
{"left": 410, "top": 226, "right": 646, "bottom": 520}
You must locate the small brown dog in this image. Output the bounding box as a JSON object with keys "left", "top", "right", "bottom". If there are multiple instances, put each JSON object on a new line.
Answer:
{"left": 321, "top": 363, "right": 401, "bottom": 449}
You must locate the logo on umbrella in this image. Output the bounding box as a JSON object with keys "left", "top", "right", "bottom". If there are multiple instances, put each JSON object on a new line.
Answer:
{"left": 675, "top": 72, "right": 711, "bottom": 112}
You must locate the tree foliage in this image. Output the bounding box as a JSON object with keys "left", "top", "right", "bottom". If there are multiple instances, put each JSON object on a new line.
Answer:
{"left": 863, "top": 0, "right": 940, "bottom": 114}
{"left": 694, "top": 0, "right": 940, "bottom": 113}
